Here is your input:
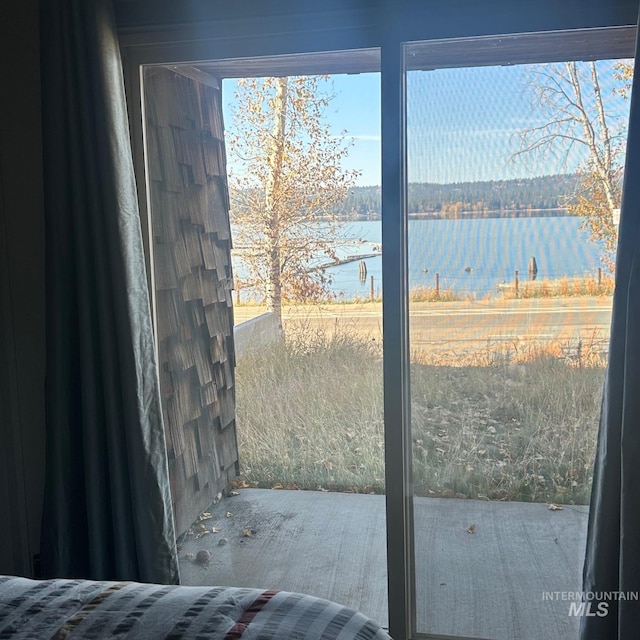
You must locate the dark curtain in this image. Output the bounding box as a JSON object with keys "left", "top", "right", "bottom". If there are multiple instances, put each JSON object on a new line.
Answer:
{"left": 581, "top": 15, "right": 640, "bottom": 640}
{"left": 39, "top": 0, "right": 179, "bottom": 584}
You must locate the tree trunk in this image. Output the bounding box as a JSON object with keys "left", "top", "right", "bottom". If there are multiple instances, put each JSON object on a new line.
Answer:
{"left": 264, "top": 77, "right": 288, "bottom": 330}
{"left": 589, "top": 62, "right": 618, "bottom": 216}
{"left": 568, "top": 62, "right": 618, "bottom": 216}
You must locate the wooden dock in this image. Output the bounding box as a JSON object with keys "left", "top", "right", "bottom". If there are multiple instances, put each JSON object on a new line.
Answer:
{"left": 309, "top": 252, "right": 381, "bottom": 271}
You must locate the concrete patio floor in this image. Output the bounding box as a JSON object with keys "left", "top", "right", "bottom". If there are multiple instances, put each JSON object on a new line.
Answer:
{"left": 178, "top": 489, "right": 588, "bottom": 639}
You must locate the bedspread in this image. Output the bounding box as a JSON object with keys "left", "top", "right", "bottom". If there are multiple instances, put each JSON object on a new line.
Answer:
{"left": 0, "top": 575, "right": 391, "bottom": 640}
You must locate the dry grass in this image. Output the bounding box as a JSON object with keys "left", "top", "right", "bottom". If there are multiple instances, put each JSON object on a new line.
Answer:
{"left": 410, "top": 354, "right": 603, "bottom": 505}
{"left": 409, "top": 286, "right": 469, "bottom": 303}
{"left": 501, "top": 275, "right": 615, "bottom": 299}
{"left": 235, "top": 322, "right": 385, "bottom": 494}
{"left": 235, "top": 325, "right": 605, "bottom": 504}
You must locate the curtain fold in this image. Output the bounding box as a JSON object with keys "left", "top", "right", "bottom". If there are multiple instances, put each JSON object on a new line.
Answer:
{"left": 39, "top": 0, "right": 179, "bottom": 584}
{"left": 581, "top": 13, "right": 640, "bottom": 640}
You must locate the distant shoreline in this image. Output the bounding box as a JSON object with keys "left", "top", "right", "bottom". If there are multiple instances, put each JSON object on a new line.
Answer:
{"left": 408, "top": 207, "right": 571, "bottom": 220}
{"left": 338, "top": 207, "right": 572, "bottom": 222}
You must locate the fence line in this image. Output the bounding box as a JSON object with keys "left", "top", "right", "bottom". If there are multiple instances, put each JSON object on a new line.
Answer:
{"left": 233, "top": 268, "right": 612, "bottom": 304}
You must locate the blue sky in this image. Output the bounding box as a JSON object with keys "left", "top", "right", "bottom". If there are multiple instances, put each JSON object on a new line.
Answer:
{"left": 407, "top": 65, "right": 541, "bottom": 184}
{"left": 222, "top": 60, "right": 630, "bottom": 186}
{"left": 222, "top": 73, "right": 382, "bottom": 185}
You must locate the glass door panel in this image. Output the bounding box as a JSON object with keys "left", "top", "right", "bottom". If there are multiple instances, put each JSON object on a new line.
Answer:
{"left": 404, "top": 40, "right": 629, "bottom": 638}
{"left": 142, "top": 54, "right": 388, "bottom": 627}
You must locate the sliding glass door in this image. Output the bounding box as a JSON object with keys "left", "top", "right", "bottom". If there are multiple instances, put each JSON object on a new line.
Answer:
{"left": 381, "top": 32, "right": 632, "bottom": 640}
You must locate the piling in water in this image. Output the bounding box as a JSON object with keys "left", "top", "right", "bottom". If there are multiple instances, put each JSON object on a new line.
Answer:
{"left": 529, "top": 256, "right": 538, "bottom": 281}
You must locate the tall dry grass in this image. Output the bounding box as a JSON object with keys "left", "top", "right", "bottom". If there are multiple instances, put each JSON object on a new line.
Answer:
{"left": 235, "top": 323, "right": 605, "bottom": 504}
{"left": 235, "top": 321, "right": 385, "bottom": 494}
{"left": 501, "top": 275, "right": 615, "bottom": 299}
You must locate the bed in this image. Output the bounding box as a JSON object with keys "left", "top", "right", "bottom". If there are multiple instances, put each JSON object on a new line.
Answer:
{"left": 0, "top": 575, "right": 391, "bottom": 639}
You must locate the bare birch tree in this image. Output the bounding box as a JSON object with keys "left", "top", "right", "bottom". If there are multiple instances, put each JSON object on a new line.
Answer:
{"left": 513, "top": 61, "right": 633, "bottom": 270}
{"left": 227, "top": 76, "right": 359, "bottom": 327}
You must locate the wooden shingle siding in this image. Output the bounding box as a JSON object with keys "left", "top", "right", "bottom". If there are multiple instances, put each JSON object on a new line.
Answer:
{"left": 155, "top": 291, "right": 178, "bottom": 342}
{"left": 144, "top": 66, "right": 239, "bottom": 535}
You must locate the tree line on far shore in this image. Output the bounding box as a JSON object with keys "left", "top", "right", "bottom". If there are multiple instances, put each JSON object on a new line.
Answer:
{"left": 331, "top": 173, "right": 583, "bottom": 220}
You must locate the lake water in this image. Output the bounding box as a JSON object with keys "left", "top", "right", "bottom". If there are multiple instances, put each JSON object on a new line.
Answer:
{"left": 327, "top": 216, "right": 607, "bottom": 300}
{"left": 231, "top": 216, "right": 608, "bottom": 301}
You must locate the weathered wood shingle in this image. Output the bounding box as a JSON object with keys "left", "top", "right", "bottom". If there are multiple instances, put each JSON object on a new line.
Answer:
{"left": 145, "top": 66, "right": 238, "bottom": 535}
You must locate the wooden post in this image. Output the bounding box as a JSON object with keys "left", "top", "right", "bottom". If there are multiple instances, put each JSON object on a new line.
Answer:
{"left": 598, "top": 267, "right": 602, "bottom": 287}
{"left": 370, "top": 274, "right": 375, "bottom": 301}
{"left": 436, "top": 273, "right": 440, "bottom": 296}
{"left": 515, "top": 270, "right": 519, "bottom": 296}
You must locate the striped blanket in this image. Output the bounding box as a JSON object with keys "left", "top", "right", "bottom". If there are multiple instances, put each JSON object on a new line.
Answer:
{"left": 0, "top": 576, "right": 391, "bottom": 640}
